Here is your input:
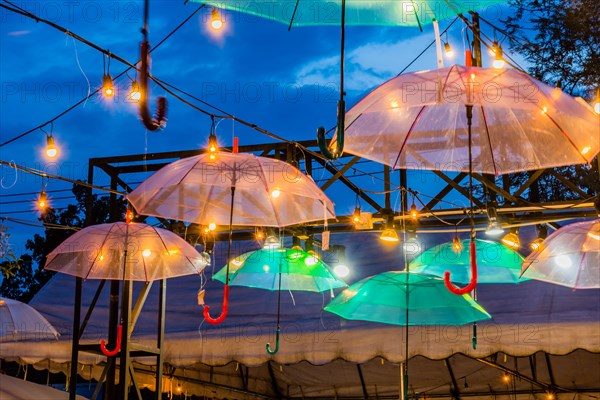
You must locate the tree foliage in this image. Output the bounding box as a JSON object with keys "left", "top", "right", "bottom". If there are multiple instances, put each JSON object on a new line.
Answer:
{"left": 503, "top": 0, "right": 600, "bottom": 96}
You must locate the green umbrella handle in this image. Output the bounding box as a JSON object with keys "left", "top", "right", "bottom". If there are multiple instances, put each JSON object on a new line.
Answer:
{"left": 203, "top": 284, "right": 229, "bottom": 325}
{"left": 444, "top": 239, "right": 478, "bottom": 295}
{"left": 266, "top": 327, "right": 280, "bottom": 355}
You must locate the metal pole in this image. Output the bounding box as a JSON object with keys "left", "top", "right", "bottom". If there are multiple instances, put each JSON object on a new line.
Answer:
{"left": 156, "top": 279, "right": 166, "bottom": 399}
{"left": 69, "top": 277, "right": 82, "bottom": 400}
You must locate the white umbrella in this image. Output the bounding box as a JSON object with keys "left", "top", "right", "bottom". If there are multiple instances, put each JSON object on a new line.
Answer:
{"left": 0, "top": 297, "right": 59, "bottom": 342}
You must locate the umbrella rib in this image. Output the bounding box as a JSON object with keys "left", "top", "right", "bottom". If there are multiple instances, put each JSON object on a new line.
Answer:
{"left": 392, "top": 105, "right": 427, "bottom": 169}
{"left": 84, "top": 223, "right": 120, "bottom": 280}
{"left": 256, "top": 158, "right": 283, "bottom": 227}
{"left": 479, "top": 106, "right": 498, "bottom": 176}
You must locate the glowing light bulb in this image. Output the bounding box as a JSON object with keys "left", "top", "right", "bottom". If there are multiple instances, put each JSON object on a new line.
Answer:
{"left": 489, "top": 40, "right": 499, "bottom": 56}
{"left": 167, "top": 249, "right": 178, "bottom": 256}
{"left": 555, "top": 254, "right": 572, "bottom": 268}
{"left": 333, "top": 264, "right": 350, "bottom": 278}
{"left": 142, "top": 249, "right": 152, "bottom": 258}
{"left": 352, "top": 207, "right": 361, "bottom": 223}
{"left": 102, "top": 74, "right": 114, "bottom": 98}
{"left": 581, "top": 146, "right": 591, "bottom": 155}
{"left": 501, "top": 231, "right": 520, "bottom": 250}
{"left": 262, "top": 264, "right": 270, "bottom": 272}
{"left": 502, "top": 375, "right": 510, "bottom": 383}
{"left": 46, "top": 135, "right": 58, "bottom": 158}
{"left": 530, "top": 238, "right": 544, "bottom": 252}
{"left": 541, "top": 106, "right": 548, "bottom": 114}
{"left": 410, "top": 204, "right": 419, "bottom": 221}
{"left": 390, "top": 100, "right": 399, "bottom": 108}
{"left": 380, "top": 229, "right": 399, "bottom": 242}
{"left": 493, "top": 46, "right": 505, "bottom": 69}
{"left": 207, "top": 133, "right": 218, "bottom": 158}
{"left": 594, "top": 101, "right": 600, "bottom": 114}
{"left": 126, "top": 210, "right": 134, "bottom": 224}
{"left": 97, "top": 254, "right": 104, "bottom": 262}
{"left": 208, "top": 222, "right": 217, "bottom": 231}
{"left": 452, "top": 236, "right": 463, "bottom": 252}
{"left": 130, "top": 81, "right": 141, "bottom": 101}
{"left": 271, "top": 189, "right": 281, "bottom": 198}
{"left": 211, "top": 9, "right": 223, "bottom": 30}
{"left": 444, "top": 41, "right": 454, "bottom": 58}
{"left": 304, "top": 255, "right": 318, "bottom": 267}
{"left": 37, "top": 190, "right": 48, "bottom": 210}
{"left": 255, "top": 230, "right": 265, "bottom": 240}
{"left": 547, "top": 393, "right": 555, "bottom": 400}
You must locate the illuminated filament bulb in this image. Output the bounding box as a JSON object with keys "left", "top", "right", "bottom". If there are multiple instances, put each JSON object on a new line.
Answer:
{"left": 211, "top": 8, "right": 223, "bottom": 30}
{"left": 271, "top": 189, "right": 281, "bottom": 198}
{"left": 208, "top": 222, "right": 217, "bottom": 231}
{"left": 444, "top": 41, "right": 454, "bottom": 58}
{"left": 46, "top": 135, "right": 58, "bottom": 158}
{"left": 410, "top": 204, "right": 419, "bottom": 221}
{"left": 208, "top": 133, "right": 218, "bottom": 160}
{"left": 452, "top": 236, "right": 463, "bottom": 252}
{"left": 142, "top": 249, "right": 152, "bottom": 258}
{"left": 493, "top": 46, "right": 505, "bottom": 69}
{"left": 37, "top": 190, "right": 48, "bottom": 210}
{"left": 130, "top": 81, "right": 141, "bottom": 101}
{"left": 352, "top": 207, "right": 361, "bottom": 224}
{"left": 102, "top": 74, "right": 114, "bottom": 97}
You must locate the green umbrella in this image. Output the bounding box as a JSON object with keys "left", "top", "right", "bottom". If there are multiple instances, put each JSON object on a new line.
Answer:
{"left": 214, "top": 248, "right": 347, "bottom": 291}
{"left": 409, "top": 239, "right": 527, "bottom": 284}
{"left": 324, "top": 271, "right": 491, "bottom": 326}
{"left": 199, "top": 0, "right": 504, "bottom": 27}
{"left": 214, "top": 247, "right": 347, "bottom": 354}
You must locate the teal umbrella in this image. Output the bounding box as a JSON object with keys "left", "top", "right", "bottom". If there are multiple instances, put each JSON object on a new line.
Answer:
{"left": 325, "top": 271, "right": 491, "bottom": 326}
{"left": 214, "top": 247, "right": 347, "bottom": 354}
{"left": 199, "top": 0, "right": 504, "bottom": 27}
{"left": 214, "top": 248, "right": 347, "bottom": 291}
{"left": 409, "top": 239, "right": 527, "bottom": 284}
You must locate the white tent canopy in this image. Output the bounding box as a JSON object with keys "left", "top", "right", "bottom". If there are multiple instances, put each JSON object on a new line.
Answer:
{"left": 1, "top": 232, "right": 599, "bottom": 398}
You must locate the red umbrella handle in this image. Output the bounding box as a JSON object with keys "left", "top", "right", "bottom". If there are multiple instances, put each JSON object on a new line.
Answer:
{"left": 444, "top": 240, "right": 478, "bottom": 295}
{"left": 203, "top": 285, "right": 229, "bottom": 325}
{"left": 100, "top": 324, "right": 122, "bottom": 357}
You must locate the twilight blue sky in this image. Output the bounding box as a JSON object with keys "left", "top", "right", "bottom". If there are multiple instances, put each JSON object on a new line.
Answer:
{"left": 1, "top": 1, "right": 522, "bottom": 257}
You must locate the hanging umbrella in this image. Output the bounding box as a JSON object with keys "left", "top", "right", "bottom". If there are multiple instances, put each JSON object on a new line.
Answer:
{"left": 0, "top": 297, "right": 59, "bottom": 342}
{"left": 409, "top": 239, "right": 527, "bottom": 284}
{"left": 342, "top": 64, "right": 599, "bottom": 294}
{"left": 198, "top": 0, "right": 504, "bottom": 27}
{"left": 521, "top": 219, "right": 600, "bottom": 289}
{"left": 127, "top": 151, "right": 335, "bottom": 332}
{"left": 324, "top": 271, "right": 491, "bottom": 325}
{"left": 214, "top": 247, "right": 347, "bottom": 353}
{"left": 45, "top": 221, "right": 209, "bottom": 356}
{"left": 44, "top": 222, "right": 208, "bottom": 281}
{"left": 214, "top": 248, "right": 347, "bottom": 291}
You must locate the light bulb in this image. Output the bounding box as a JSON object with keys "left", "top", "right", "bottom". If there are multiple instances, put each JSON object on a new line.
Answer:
{"left": 333, "top": 264, "right": 350, "bottom": 278}
{"left": 271, "top": 189, "right": 281, "bottom": 198}
{"left": 37, "top": 190, "right": 48, "bottom": 210}
{"left": 208, "top": 222, "right": 217, "bottom": 231}
{"left": 126, "top": 210, "right": 134, "bottom": 224}
{"left": 594, "top": 101, "right": 600, "bottom": 114}
{"left": 255, "top": 229, "right": 265, "bottom": 240}
{"left": 581, "top": 146, "right": 591, "bottom": 155}
{"left": 444, "top": 41, "right": 454, "bottom": 58}
{"left": 410, "top": 204, "right": 419, "bottom": 221}
{"left": 489, "top": 40, "right": 499, "bottom": 56}
{"left": 208, "top": 133, "right": 218, "bottom": 155}
{"left": 530, "top": 238, "right": 544, "bottom": 252}
{"left": 452, "top": 236, "right": 463, "bottom": 252}
{"left": 130, "top": 81, "right": 141, "bottom": 101}
{"left": 493, "top": 47, "right": 505, "bottom": 69}
{"left": 142, "top": 249, "right": 152, "bottom": 258}
{"left": 211, "top": 9, "right": 223, "bottom": 30}
{"left": 102, "top": 74, "right": 114, "bottom": 97}
{"left": 46, "top": 135, "right": 58, "bottom": 158}
{"left": 352, "top": 207, "right": 361, "bottom": 223}
{"left": 501, "top": 231, "right": 520, "bottom": 249}
{"left": 502, "top": 375, "right": 510, "bottom": 383}
{"left": 380, "top": 228, "right": 399, "bottom": 242}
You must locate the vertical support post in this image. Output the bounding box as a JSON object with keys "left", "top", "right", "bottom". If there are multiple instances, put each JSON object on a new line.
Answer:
{"left": 470, "top": 12, "right": 482, "bottom": 68}
{"left": 69, "top": 277, "right": 82, "bottom": 400}
{"left": 400, "top": 169, "right": 408, "bottom": 214}
{"left": 384, "top": 165, "right": 391, "bottom": 212}
{"left": 156, "top": 279, "right": 166, "bottom": 399}
{"left": 118, "top": 280, "right": 132, "bottom": 400}
{"left": 105, "top": 177, "right": 120, "bottom": 400}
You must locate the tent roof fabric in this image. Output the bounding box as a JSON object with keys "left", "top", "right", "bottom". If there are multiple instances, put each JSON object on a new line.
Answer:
{"left": 1, "top": 231, "right": 599, "bottom": 398}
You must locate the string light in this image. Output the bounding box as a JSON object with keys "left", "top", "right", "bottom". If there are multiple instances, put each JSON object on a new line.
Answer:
{"left": 126, "top": 209, "right": 134, "bottom": 224}
{"left": 493, "top": 46, "right": 505, "bottom": 69}
{"left": 530, "top": 224, "right": 548, "bottom": 251}
{"left": 102, "top": 74, "right": 115, "bottom": 97}
{"left": 130, "top": 81, "right": 141, "bottom": 101}
{"left": 208, "top": 222, "right": 217, "bottom": 231}
{"left": 255, "top": 228, "right": 265, "bottom": 241}
{"left": 210, "top": 8, "right": 223, "bottom": 30}
{"left": 208, "top": 117, "right": 218, "bottom": 160}
{"left": 410, "top": 203, "right": 419, "bottom": 221}
{"left": 352, "top": 206, "right": 361, "bottom": 224}
{"left": 332, "top": 245, "right": 350, "bottom": 278}
{"left": 489, "top": 40, "right": 499, "bottom": 56}
{"left": 485, "top": 206, "right": 504, "bottom": 236}
{"left": 45, "top": 134, "right": 58, "bottom": 158}
{"left": 502, "top": 374, "right": 510, "bottom": 383}
{"left": 501, "top": 228, "right": 520, "bottom": 250}
{"left": 271, "top": 188, "right": 281, "bottom": 198}
{"left": 444, "top": 41, "right": 454, "bottom": 58}
{"left": 452, "top": 235, "right": 463, "bottom": 252}
{"left": 594, "top": 88, "right": 600, "bottom": 114}
{"left": 37, "top": 189, "right": 48, "bottom": 210}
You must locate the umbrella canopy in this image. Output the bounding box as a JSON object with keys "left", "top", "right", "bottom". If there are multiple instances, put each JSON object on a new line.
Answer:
{"left": 127, "top": 152, "right": 334, "bottom": 227}
{"left": 409, "top": 239, "right": 526, "bottom": 284}
{"left": 213, "top": 248, "right": 347, "bottom": 291}
{"left": 198, "top": 0, "right": 505, "bottom": 27}
{"left": 44, "top": 222, "right": 208, "bottom": 281}
{"left": 343, "top": 65, "right": 599, "bottom": 175}
{"left": 324, "top": 271, "right": 491, "bottom": 326}
{"left": 521, "top": 219, "right": 600, "bottom": 289}
{"left": 0, "top": 297, "right": 59, "bottom": 341}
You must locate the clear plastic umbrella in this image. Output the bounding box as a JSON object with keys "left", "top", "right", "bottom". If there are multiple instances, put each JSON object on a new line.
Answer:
{"left": 521, "top": 219, "right": 600, "bottom": 289}
{"left": 44, "top": 221, "right": 208, "bottom": 356}
{"left": 44, "top": 222, "right": 209, "bottom": 281}
{"left": 0, "top": 297, "right": 59, "bottom": 342}
{"left": 127, "top": 152, "right": 335, "bottom": 325}
{"left": 342, "top": 65, "right": 599, "bottom": 295}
